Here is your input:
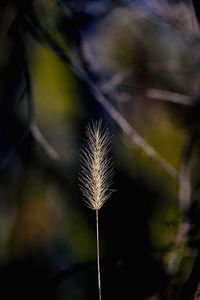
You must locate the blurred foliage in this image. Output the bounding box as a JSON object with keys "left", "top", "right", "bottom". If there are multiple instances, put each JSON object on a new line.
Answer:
{"left": 0, "top": 1, "right": 200, "bottom": 300}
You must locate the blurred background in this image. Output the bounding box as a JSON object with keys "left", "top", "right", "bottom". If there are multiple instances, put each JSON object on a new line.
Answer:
{"left": 0, "top": 0, "right": 200, "bottom": 299}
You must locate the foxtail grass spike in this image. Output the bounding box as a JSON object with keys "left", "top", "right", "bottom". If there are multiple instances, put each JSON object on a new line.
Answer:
{"left": 79, "top": 119, "right": 114, "bottom": 300}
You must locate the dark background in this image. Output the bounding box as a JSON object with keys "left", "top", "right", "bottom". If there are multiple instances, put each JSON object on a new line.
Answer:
{"left": 0, "top": 1, "right": 200, "bottom": 299}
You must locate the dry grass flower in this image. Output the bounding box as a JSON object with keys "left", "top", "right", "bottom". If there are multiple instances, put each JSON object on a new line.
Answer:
{"left": 79, "top": 119, "right": 114, "bottom": 300}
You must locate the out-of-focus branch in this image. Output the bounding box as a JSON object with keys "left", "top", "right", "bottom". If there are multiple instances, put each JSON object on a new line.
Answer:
{"left": 101, "top": 70, "right": 132, "bottom": 95}
{"left": 146, "top": 89, "right": 192, "bottom": 106}
{"left": 178, "top": 130, "right": 197, "bottom": 216}
{"left": 21, "top": 40, "right": 60, "bottom": 161}
{"left": 178, "top": 249, "right": 200, "bottom": 300}
{"left": 192, "top": 0, "right": 200, "bottom": 28}
{"left": 24, "top": 11, "right": 179, "bottom": 179}
{"left": 165, "top": 129, "right": 199, "bottom": 274}
{"left": 30, "top": 125, "right": 59, "bottom": 160}
{"left": 88, "top": 80, "right": 178, "bottom": 179}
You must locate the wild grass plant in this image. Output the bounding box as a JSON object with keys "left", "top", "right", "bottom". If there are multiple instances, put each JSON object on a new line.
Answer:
{"left": 79, "top": 120, "right": 114, "bottom": 300}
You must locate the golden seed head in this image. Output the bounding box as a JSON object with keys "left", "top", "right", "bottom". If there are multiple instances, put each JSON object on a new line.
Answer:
{"left": 79, "top": 120, "right": 114, "bottom": 210}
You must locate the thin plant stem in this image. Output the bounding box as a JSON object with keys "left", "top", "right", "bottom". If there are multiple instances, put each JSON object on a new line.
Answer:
{"left": 96, "top": 209, "right": 101, "bottom": 300}
{"left": 79, "top": 121, "right": 114, "bottom": 299}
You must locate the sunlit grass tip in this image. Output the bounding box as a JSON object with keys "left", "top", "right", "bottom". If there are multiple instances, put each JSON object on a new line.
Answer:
{"left": 79, "top": 119, "right": 114, "bottom": 211}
